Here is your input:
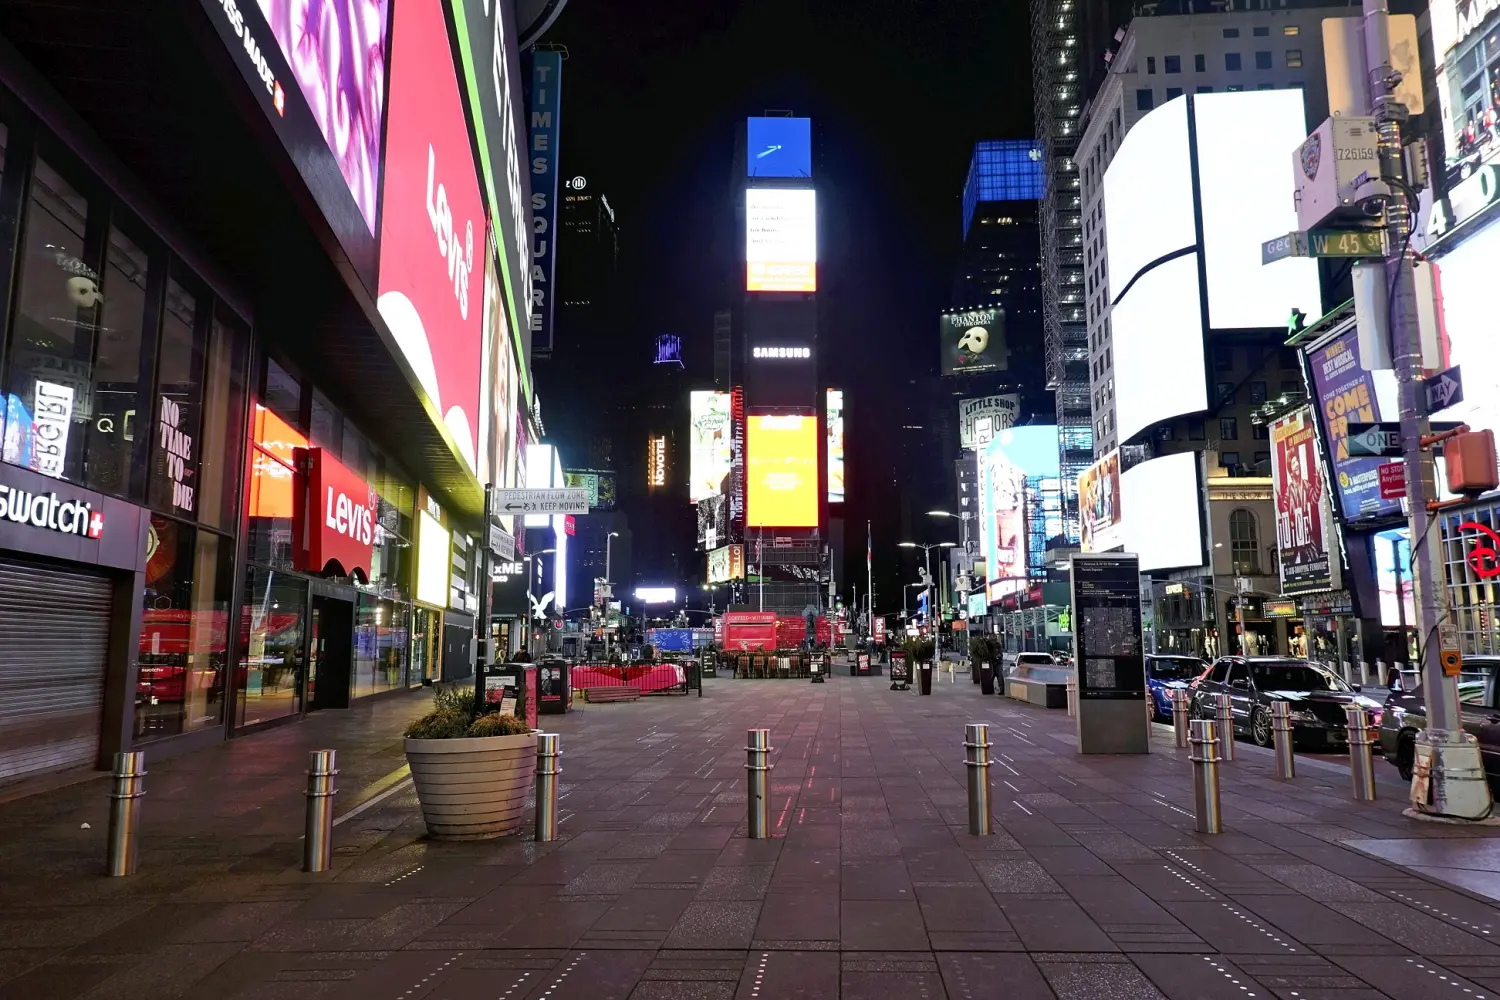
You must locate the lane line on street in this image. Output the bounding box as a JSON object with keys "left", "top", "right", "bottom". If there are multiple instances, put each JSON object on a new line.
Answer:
{"left": 332, "top": 774, "right": 413, "bottom": 829}
{"left": 1012, "top": 799, "right": 1033, "bottom": 815}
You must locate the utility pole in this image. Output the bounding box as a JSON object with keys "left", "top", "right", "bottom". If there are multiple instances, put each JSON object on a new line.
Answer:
{"left": 1362, "top": 0, "right": 1490, "bottom": 819}
{"left": 474, "top": 483, "right": 494, "bottom": 710}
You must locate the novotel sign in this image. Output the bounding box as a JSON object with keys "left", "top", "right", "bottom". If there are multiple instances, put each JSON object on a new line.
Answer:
{"left": 0, "top": 482, "right": 104, "bottom": 539}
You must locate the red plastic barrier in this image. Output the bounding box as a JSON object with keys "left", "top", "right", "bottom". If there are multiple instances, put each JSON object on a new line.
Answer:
{"left": 570, "top": 663, "right": 687, "bottom": 696}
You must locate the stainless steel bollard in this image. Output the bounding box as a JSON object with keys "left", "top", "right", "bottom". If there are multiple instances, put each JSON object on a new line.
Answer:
{"left": 1270, "top": 700, "right": 1296, "bottom": 780}
{"left": 1065, "top": 676, "right": 1078, "bottom": 717}
{"left": 1215, "top": 692, "right": 1236, "bottom": 762}
{"left": 1188, "top": 719, "right": 1223, "bottom": 834}
{"left": 106, "top": 751, "right": 146, "bottom": 877}
{"left": 1345, "top": 704, "right": 1377, "bottom": 802}
{"left": 963, "top": 723, "right": 993, "bottom": 836}
{"left": 302, "top": 749, "right": 338, "bottom": 873}
{"left": 746, "top": 729, "right": 773, "bottom": 838}
{"left": 1171, "top": 689, "right": 1190, "bottom": 749}
{"left": 535, "top": 733, "right": 562, "bottom": 841}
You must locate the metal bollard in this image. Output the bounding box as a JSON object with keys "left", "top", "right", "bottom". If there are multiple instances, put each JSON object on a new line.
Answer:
{"left": 1065, "top": 676, "right": 1078, "bottom": 717}
{"left": 1270, "top": 701, "right": 1296, "bottom": 780}
{"left": 1215, "top": 692, "right": 1236, "bottom": 762}
{"left": 106, "top": 751, "right": 146, "bottom": 877}
{"left": 1345, "top": 704, "right": 1377, "bottom": 802}
{"left": 535, "top": 733, "right": 562, "bottom": 841}
{"left": 1171, "top": 689, "right": 1190, "bottom": 749}
{"left": 746, "top": 729, "right": 773, "bottom": 838}
{"left": 963, "top": 723, "right": 993, "bottom": 836}
{"left": 302, "top": 749, "right": 338, "bottom": 873}
{"left": 1188, "top": 719, "right": 1223, "bottom": 835}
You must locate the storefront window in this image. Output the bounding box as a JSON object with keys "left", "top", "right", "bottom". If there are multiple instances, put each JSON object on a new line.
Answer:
{"left": 4, "top": 157, "right": 99, "bottom": 482}
{"left": 353, "top": 593, "right": 378, "bottom": 699}
{"left": 196, "top": 313, "right": 248, "bottom": 531}
{"left": 83, "top": 227, "right": 154, "bottom": 499}
{"left": 236, "top": 566, "right": 307, "bottom": 727}
{"left": 148, "top": 278, "right": 205, "bottom": 519}
{"left": 246, "top": 403, "right": 306, "bottom": 570}
{"left": 135, "top": 516, "right": 233, "bottom": 740}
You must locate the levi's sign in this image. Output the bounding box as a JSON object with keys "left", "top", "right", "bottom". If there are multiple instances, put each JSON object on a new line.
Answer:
{"left": 494, "top": 488, "right": 588, "bottom": 515}
{"left": 300, "top": 448, "right": 376, "bottom": 580}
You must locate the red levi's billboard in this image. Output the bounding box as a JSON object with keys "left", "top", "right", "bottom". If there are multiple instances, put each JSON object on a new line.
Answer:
{"left": 376, "top": 0, "right": 486, "bottom": 472}
{"left": 298, "top": 448, "right": 377, "bottom": 580}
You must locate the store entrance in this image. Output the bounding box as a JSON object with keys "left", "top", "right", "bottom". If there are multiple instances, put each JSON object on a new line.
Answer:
{"left": 308, "top": 594, "right": 354, "bottom": 711}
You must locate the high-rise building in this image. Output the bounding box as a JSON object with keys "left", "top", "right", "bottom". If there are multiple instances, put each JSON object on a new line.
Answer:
{"left": 1030, "top": 0, "right": 1132, "bottom": 543}
{"left": 1076, "top": 1, "right": 1347, "bottom": 457}
{"left": 556, "top": 178, "right": 620, "bottom": 339}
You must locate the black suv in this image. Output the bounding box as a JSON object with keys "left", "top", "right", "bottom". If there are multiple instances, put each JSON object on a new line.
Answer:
{"left": 1189, "top": 656, "right": 1382, "bottom": 749}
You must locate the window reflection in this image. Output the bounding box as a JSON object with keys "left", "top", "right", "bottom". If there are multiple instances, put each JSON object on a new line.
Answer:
{"left": 135, "top": 516, "right": 232, "bottom": 739}
{"left": 83, "top": 227, "right": 151, "bottom": 497}
{"left": 236, "top": 567, "right": 306, "bottom": 727}
{"left": 148, "top": 279, "right": 204, "bottom": 518}
{"left": 4, "top": 157, "right": 98, "bottom": 481}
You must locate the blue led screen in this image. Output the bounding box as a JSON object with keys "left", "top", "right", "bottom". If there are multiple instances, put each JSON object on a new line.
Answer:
{"left": 747, "top": 117, "right": 812, "bottom": 178}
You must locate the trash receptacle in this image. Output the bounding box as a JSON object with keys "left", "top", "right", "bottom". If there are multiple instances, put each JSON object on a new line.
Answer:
{"left": 481, "top": 662, "right": 538, "bottom": 728}
{"left": 537, "top": 657, "right": 570, "bottom": 715}
{"left": 919, "top": 661, "right": 934, "bottom": 696}
{"left": 979, "top": 662, "right": 995, "bottom": 696}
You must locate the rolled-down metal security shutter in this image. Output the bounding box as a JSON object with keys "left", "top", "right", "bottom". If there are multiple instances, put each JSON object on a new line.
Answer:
{"left": 0, "top": 557, "right": 114, "bottom": 781}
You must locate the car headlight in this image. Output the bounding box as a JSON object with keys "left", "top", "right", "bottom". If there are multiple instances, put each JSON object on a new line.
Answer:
{"left": 1290, "top": 708, "right": 1320, "bottom": 723}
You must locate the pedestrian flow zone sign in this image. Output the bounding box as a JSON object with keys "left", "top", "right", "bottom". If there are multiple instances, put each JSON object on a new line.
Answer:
{"left": 493, "top": 489, "right": 589, "bottom": 515}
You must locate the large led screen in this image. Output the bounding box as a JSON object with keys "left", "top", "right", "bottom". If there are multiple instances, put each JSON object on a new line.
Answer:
{"left": 746, "top": 189, "right": 817, "bottom": 292}
{"left": 1194, "top": 90, "right": 1321, "bottom": 329}
{"left": 257, "top": 0, "right": 389, "bottom": 232}
{"left": 980, "top": 426, "right": 1062, "bottom": 602}
{"left": 747, "top": 414, "right": 818, "bottom": 528}
{"left": 747, "top": 117, "right": 812, "bottom": 178}
{"left": 376, "top": 0, "right": 486, "bottom": 471}
{"left": 1079, "top": 450, "right": 1122, "bottom": 553}
{"left": 1429, "top": 220, "right": 1500, "bottom": 452}
{"left": 689, "top": 391, "right": 733, "bottom": 503}
{"left": 1104, "top": 96, "right": 1194, "bottom": 293}
{"left": 1270, "top": 408, "right": 1336, "bottom": 595}
{"left": 827, "top": 389, "right": 845, "bottom": 504}
{"left": 1120, "top": 452, "right": 1203, "bottom": 572}
{"left": 1112, "top": 253, "right": 1208, "bottom": 444}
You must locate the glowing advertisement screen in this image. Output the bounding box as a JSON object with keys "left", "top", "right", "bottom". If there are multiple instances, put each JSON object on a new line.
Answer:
{"left": 1119, "top": 452, "right": 1203, "bottom": 572}
{"left": 1112, "top": 254, "right": 1208, "bottom": 444}
{"left": 747, "top": 117, "right": 812, "bottom": 178}
{"left": 1079, "top": 450, "right": 1121, "bottom": 553}
{"left": 1429, "top": 221, "right": 1500, "bottom": 454}
{"left": 377, "top": 0, "right": 485, "bottom": 470}
{"left": 1270, "top": 408, "right": 1335, "bottom": 595}
{"left": 747, "top": 414, "right": 818, "bottom": 528}
{"left": 689, "top": 390, "right": 733, "bottom": 503}
{"left": 980, "top": 427, "right": 1061, "bottom": 602}
{"left": 746, "top": 188, "right": 817, "bottom": 292}
{"left": 1306, "top": 326, "right": 1402, "bottom": 521}
{"left": 826, "top": 388, "right": 845, "bottom": 504}
{"left": 1104, "top": 96, "right": 1193, "bottom": 291}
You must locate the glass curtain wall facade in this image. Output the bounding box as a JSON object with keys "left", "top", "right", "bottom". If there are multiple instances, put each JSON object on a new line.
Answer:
{"left": 0, "top": 96, "right": 253, "bottom": 746}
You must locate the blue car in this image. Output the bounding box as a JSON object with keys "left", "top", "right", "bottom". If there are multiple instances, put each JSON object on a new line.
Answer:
{"left": 1146, "top": 654, "right": 1209, "bottom": 721}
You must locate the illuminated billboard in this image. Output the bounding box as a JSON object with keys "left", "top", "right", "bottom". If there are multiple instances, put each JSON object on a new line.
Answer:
{"left": 747, "top": 117, "right": 812, "bottom": 178}
{"left": 747, "top": 414, "right": 818, "bottom": 528}
{"left": 377, "top": 0, "right": 485, "bottom": 470}
{"left": 416, "top": 510, "right": 450, "bottom": 607}
{"left": 826, "top": 389, "right": 845, "bottom": 504}
{"left": 1119, "top": 452, "right": 1203, "bottom": 572}
{"left": 689, "top": 391, "right": 733, "bottom": 502}
{"left": 1079, "top": 450, "right": 1121, "bottom": 553}
{"left": 525, "top": 443, "right": 561, "bottom": 527}
{"left": 979, "top": 427, "right": 1062, "bottom": 602}
{"left": 707, "top": 544, "right": 746, "bottom": 584}
{"left": 1270, "top": 408, "right": 1337, "bottom": 595}
{"left": 746, "top": 188, "right": 817, "bottom": 292}
{"left": 939, "top": 308, "right": 1008, "bottom": 375}
{"left": 1113, "top": 254, "right": 1209, "bottom": 444}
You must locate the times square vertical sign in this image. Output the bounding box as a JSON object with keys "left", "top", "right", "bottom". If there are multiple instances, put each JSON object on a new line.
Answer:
{"left": 527, "top": 51, "right": 563, "bottom": 353}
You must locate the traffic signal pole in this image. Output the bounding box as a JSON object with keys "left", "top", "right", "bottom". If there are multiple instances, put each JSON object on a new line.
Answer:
{"left": 1363, "top": 0, "right": 1491, "bottom": 819}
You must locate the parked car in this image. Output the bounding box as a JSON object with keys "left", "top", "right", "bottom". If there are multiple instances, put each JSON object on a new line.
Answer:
{"left": 1145, "top": 654, "right": 1208, "bottom": 721}
{"left": 1378, "top": 657, "right": 1500, "bottom": 783}
{"left": 1189, "top": 656, "right": 1382, "bottom": 750}
{"left": 1005, "top": 651, "right": 1061, "bottom": 675}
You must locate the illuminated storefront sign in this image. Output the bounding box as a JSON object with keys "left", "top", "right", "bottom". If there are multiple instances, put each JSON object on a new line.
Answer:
{"left": 0, "top": 480, "right": 104, "bottom": 539}
{"left": 416, "top": 510, "right": 450, "bottom": 607}
{"left": 648, "top": 435, "right": 667, "bottom": 488}
{"left": 299, "top": 449, "right": 377, "bottom": 581}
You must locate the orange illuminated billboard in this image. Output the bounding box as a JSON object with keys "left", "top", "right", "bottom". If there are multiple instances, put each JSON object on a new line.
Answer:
{"left": 747, "top": 414, "right": 818, "bottom": 527}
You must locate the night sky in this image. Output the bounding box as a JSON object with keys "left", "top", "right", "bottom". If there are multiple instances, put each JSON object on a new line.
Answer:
{"left": 547, "top": 0, "right": 1033, "bottom": 611}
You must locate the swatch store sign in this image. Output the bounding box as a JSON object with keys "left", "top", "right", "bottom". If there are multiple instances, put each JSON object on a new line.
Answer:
{"left": 0, "top": 477, "right": 104, "bottom": 540}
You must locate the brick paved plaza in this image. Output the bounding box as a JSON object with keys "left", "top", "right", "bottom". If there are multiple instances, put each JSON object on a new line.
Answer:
{"left": 4, "top": 670, "right": 1500, "bottom": 999}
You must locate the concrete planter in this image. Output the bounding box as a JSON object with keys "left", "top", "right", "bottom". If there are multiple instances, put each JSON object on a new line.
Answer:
{"left": 404, "top": 732, "right": 537, "bottom": 840}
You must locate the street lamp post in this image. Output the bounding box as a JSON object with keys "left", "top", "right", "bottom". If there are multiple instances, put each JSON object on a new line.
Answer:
{"left": 900, "top": 541, "right": 956, "bottom": 660}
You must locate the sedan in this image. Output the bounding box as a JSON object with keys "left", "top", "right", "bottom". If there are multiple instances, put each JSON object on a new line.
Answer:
{"left": 1190, "top": 656, "right": 1382, "bottom": 750}
{"left": 1378, "top": 657, "right": 1500, "bottom": 784}
{"left": 1145, "top": 654, "right": 1208, "bottom": 721}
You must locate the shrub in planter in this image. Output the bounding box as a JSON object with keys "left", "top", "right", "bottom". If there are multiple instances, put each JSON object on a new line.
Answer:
{"left": 403, "top": 687, "right": 537, "bottom": 840}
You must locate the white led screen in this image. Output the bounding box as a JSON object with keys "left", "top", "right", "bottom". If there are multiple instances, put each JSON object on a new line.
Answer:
{"left": 1193, "top": 90, "right": 1321, "bottom": 329}
{"left": 1103, "top": 96, "right": 1194, "bottom": 294}
{"left": 1120, "top": 452, "right": 1203, "bottom": 572}
{"left": 1111, "top": 253, "right": 1208, "bottom": 445}
{"left": 1430, "top": 219, "right": 1500, "bottom": 440}
{"left": 746, "top": 188, "right": 817, "bottom": 292}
